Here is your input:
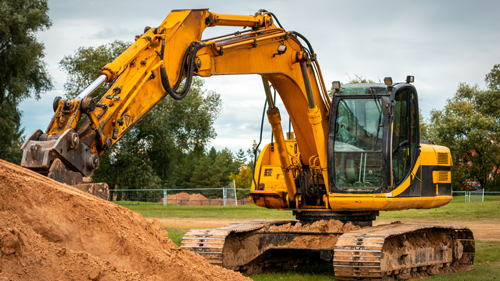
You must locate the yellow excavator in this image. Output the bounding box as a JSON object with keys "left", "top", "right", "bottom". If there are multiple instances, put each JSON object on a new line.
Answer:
{"left": 20, "top": 9, "right": 474, "bottom": 280}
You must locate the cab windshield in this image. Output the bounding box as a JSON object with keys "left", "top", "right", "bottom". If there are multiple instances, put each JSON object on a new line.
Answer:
{"left": 334, "top": 98, "right": 383, "bottom": 190}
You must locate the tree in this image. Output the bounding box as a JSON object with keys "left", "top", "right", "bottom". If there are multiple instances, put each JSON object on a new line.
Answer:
{"left": 208, "top": 147, "right": 218, "bottom": 162}
{"left": 347, "top": 74, "right": 376, "bottom": 84}
{"left": 431, "top": 71, "right": 500, "bottom": 190}
{"left": 419, "top": 110, "right": 434, "bottom": 141}
{"left": 328, "top": 75, "right": 377, "bottom": 98}
{"left": 0, "top": 0, "right": 53, "bottom": 163}
{"left": 59, "top": 41, "right": 129, "bottom": 99}
{"left": 188, "top": 155, "right": 215, "bottom": 189}
{"left": 60, "top": 40, "right": 222, "bottom": 189}
{"left": 188, "top": 147, "right": 239, "bottom": 189}
{"left": 247, "top": 140, "right": 261, "bottom": 173}
{"left": 235, "top": 149, "right": 247, "bottom": 166}
{"left": 229, "top": 164, "right": 253, "bottom": 189}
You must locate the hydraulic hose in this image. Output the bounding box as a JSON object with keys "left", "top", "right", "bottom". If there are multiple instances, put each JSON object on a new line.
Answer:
{"left": 160, "top": 41, "right": 205, "bottom": 100}
{"left": 252, "top": 97, "right": 268, "bottom": 189}
{"left": 289, "top": 31, "right": 315, "bottom": 59}
{"left": 270, "top": 86, "right": 277, "bottom": 146}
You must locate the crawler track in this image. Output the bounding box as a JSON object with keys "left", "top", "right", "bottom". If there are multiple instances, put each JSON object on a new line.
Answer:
{"left": 333, "top": 224, "right": 475, "bottom": 280}
{"left": 182, "top": 220, "right": 340, "bottom": 273}
{"left": 183, "top": 221, "right": 475, "bottom": 279}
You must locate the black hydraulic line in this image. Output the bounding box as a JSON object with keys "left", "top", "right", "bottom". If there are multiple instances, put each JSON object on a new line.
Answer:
{"left": 268, "top": 12, "right": 284, "bottom": 29}
{"left": 160, "top": 41, "right": 204, "bottom": 100}
{"left": 289, "top": 31, "right": 315, "bottom": 59}
{"left": 252, "top": 98, "right": 268, "bottom": 189}
{"left": 288, "top": 117, "right": 291, "bottom": 137}
{"left": 257, "top": 10, "right": 284, "bottom": 30}
{"left": 270, "top": 86, "right": 277, "bottom": 146}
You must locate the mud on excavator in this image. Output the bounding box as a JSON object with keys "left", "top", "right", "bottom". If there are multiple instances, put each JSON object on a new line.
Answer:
{"left": 20, "top": 9, "right": 474, "bottom": 280}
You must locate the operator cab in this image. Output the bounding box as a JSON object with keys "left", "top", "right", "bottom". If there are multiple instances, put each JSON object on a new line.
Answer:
{"left": 328, "top": 77, "right": 419, "bottom": 194}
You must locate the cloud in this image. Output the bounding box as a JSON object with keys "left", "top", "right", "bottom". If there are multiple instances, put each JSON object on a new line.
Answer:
{"left": 19, "top": 0, "right": 500, "bottom": 154}
{"left": 89, "top": 28, "right": 135, "bottom": 40}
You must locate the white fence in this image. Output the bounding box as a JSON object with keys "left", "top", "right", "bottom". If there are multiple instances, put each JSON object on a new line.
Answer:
{"left": 109, "top": 182, "right": 252, "bottom": 206}
{"left": 452, "top": 190, "right": 500, "bottom": 202}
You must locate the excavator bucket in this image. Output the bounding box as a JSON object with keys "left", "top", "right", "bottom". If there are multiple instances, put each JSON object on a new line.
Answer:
{"left": 20, "top": 129, "right": 109, "bottom": 200}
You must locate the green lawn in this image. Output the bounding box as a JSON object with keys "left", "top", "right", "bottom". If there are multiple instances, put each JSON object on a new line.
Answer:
{"left": 115, "top": 197, "right": 500, "bottom": 221}
{"left": 115, "top": 202, "right": 295, "bottom": 220}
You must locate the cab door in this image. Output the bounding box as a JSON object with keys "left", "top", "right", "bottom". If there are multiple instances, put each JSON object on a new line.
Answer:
{"left": 391, "top": 87, "right": 419, "bottom": 188}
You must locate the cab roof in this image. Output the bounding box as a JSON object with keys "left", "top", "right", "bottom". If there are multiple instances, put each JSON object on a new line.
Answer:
{"left": 338, "top": 83, "right": 390, "bottom": 96}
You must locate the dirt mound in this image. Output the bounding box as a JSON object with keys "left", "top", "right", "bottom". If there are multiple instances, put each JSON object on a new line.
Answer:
{"left": 188, "top": 194, "right": 208, "bottom": 206}
{"left": 173, "top": 192, "right": 191, "bottom": 198}
{"left": 254, "top": 220, "right": 362, "bottom": 251}
{"left": 0, "top": 159, "right": 249, "bottom": 281}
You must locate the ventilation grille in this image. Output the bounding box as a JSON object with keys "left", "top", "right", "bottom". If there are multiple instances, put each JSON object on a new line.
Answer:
{"left": 438, "top": 153, "right": 449, "bottom": 165}
{"left": 264, "top": 169, "right": 273, "bottom": 176}
{"left": 439, "top": 171, "right": 449, "bottom": 182}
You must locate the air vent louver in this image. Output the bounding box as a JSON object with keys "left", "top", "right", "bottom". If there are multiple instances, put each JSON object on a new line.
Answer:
{"left": 438, "top": 153, "right": 449, "bottom": 165}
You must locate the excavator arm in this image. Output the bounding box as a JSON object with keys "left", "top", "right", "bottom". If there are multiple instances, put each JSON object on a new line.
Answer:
{"left": 20, "top": 9, "right": 330, "bottom": 203}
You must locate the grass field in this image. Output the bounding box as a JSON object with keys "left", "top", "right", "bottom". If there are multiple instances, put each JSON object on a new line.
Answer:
{"left": 116, "top": 198, "right": 500, "bottom": 280}
{"left": 115, "top": 197, "right": 500, "bottom": 221}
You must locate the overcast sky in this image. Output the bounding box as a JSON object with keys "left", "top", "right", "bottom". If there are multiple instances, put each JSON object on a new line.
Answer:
{"left": 19, "top": 0, "right": 500, "bottom": 155}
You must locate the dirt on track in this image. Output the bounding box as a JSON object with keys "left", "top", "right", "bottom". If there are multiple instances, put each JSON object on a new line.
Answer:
{"left": 375, "top": 219, "right": 500, "bottom": 241}
{"left": 155, "top": 217, "right": 500, "bottom": 242}
{"left": 0, "top": 159, "right": 249, "bottom": 281}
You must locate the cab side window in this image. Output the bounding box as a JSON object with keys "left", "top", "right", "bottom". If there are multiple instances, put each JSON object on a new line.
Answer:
{"left": 392, "top": 88, "right": 418, "bottom": 184}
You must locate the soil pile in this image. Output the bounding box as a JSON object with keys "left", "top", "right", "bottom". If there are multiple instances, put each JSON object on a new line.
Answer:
{"left": 188, "top": 194, "right": 209, "bottom": 206}
{"left": 265, "top": 220, "right": 361, "bottom": 233}
{"left": 262, "top": 220, "right": 362, "bottom": 250}
{"left": 163, "top": 193, "right": 252, "bottom": 206}
{"left": 0, "top": 159, "right": 249, "bottom": 281}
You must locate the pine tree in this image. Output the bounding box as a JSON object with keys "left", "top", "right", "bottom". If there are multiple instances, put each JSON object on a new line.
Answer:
{"left": 208, "top": 147, "right": 218, "bottom": 163}
{"left": 188, "top": 155, "right": 214, "bottom": 189}
{"left": 235, "top": 149, "right": 246, "bottom": 166}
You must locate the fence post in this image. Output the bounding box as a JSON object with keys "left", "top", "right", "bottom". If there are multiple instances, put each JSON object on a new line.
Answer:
{"left": 163, "top": 189, "right": 167, "bottom": 206}
{"left": 482, "top": 189, "right": 485, "bottom": 202}
{"left": 223, "top": 187, "right": 227, "bottom": 206}
{"left": 233, "top": 180, "right": 238, "bottom": 206}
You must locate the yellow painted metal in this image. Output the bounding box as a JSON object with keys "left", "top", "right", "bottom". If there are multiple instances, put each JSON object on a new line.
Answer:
{"left": 327, "top": 195, "right": 451, "bottom": 212}
{"left": 266, "top": 107, "right": 297, "bottom": 200}
{"left": 208, "top": 12, "right": 267, "bottom": 27}
{"left": 307, "top": 106, "right": 329, "bottom": 191}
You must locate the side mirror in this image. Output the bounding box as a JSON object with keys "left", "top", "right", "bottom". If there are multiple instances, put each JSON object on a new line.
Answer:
{"left": 381, "top": 96, "right": 393, "bottom": 117}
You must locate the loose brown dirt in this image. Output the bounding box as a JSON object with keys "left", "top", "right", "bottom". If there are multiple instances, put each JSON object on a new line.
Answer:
{"left": 264, "top": 220, "right": 361, "bottom": 233}
{"left": 0, "top": 159, "right": 249, "bottom": 281}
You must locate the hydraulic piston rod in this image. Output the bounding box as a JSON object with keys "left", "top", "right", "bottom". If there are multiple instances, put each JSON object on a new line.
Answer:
{"left": 76, "top": 74, "right": 107, "bottom": 100}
